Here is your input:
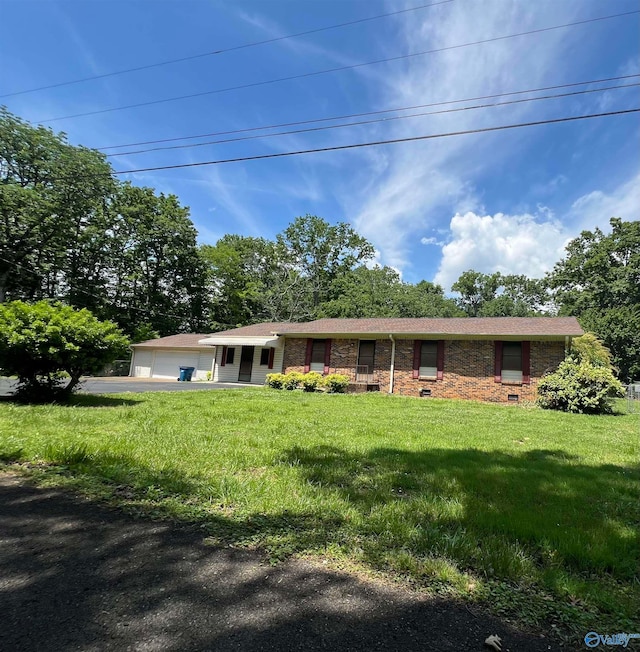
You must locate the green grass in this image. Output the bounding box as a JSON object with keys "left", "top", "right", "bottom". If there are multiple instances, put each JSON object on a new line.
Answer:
{"left": 1, "top": 389, "right": 638, "bottom": 641}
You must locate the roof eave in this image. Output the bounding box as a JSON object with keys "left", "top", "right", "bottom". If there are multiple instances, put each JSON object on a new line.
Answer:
{"left": 275, "top": 331, "right": 581, "bottom": 340}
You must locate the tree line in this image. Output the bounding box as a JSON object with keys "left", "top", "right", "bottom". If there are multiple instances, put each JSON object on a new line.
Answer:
{"left": 1, "top": 108, "right": 638, "bottom": 380}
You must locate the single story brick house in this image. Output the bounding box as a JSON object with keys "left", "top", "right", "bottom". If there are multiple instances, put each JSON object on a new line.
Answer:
{"left": 130, "top": 317, "right": 583, "bottom": 402}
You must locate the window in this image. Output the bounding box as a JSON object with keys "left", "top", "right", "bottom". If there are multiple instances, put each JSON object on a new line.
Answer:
{"left": 304, "top": 338, "right": 331, "bottom": 374}
{"left": 310, "top": 339, "right": 326, "bottom": 373}
{"left": 260, "top": 348, "right": 270, "bottom": 366}
{"left": 225, "top": 347, "right": 235, "bottom": 365}
{"left": 502, "top": 342, "right": 522, "bottom": 383}
{"left": 495, "top": 341, "right": 530, "bottom": 384}
{"left": 413, "top": 340, "right": 444, "bottom": 380}
{"left": 419, "top": 341, "right": 438, "bottom": 378}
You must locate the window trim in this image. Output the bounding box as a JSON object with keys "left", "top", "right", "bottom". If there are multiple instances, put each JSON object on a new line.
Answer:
{"left": 413, "top": 340, "right": 444, "bottom": 380}
{"left": 494, "top": 341, "right": 530, "bottom": 385}
{"left": 304, "top": 338, "right": 332, "bottom": 374}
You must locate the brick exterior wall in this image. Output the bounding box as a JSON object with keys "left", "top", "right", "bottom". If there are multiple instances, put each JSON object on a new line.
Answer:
{"left": 283, "top": 337, "right": 566, "bottom": 403}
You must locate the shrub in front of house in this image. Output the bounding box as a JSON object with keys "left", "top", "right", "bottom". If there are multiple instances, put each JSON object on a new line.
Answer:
{"left": 322, "top": 373, "right": 350, "bottom": 393}
{"left": 300, "top": 371, "right": 323, "bottom": 392}
{"left": 267, "top": 371, "right": 349, "bottom": 393}
{"left": 283, "top": 371, "right": 304, "bottom": 390}
{"left": 537, "top": 358, "right": 624, "bottom": 414}
{"left": 265, "top": 373, "right": 287, "bottom": 389}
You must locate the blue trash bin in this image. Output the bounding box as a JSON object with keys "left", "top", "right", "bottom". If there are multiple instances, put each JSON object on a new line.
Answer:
{"left": 179, "top": 366, "right": 195, "bottom": 382}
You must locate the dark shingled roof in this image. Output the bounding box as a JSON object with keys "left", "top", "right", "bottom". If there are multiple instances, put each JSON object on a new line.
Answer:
{"left": 275, "top": 317, "right": 583, "bottom": 337}
{"left": 133, "top": 318, "right": 583, "bottom": 346}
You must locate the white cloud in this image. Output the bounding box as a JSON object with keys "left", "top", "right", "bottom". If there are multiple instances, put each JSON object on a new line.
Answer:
{"left": 567, "top": 171, "right": 640, "bottom": 232}
{"left": 420, "top": 236, "right": 445, "bottom": 246}
{"left": 433, "top": 169, "right": 640, "bottom": 290}
{"left": 433, "top": 211, "right": 567, "bottom": 290}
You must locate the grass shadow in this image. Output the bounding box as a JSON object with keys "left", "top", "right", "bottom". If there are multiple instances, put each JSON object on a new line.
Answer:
{"left": 281, "top": 445, "right": 639, "bottom": 579}
{"left": 10, "top": 439, "right": 639, "bottom": 634}
{"left": 0, "top": 394, "right": 143, "bottom": 408}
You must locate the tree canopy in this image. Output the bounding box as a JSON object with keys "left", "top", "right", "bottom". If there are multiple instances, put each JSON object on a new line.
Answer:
{"left": 547, "top": 218, "right": 640, "bottom": 380}
{"left": 0, "top": 108, "right": 209, "bottom": 337}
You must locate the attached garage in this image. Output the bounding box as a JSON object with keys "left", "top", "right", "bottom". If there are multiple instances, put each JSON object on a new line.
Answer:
{"left": 130, "top": 334, "right": 216, "bottom": 380}
{"left": 130, "top": 324, "right": 289, "bottom": 384}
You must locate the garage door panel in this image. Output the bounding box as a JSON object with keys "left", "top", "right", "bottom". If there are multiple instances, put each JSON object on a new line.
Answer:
{"left": 133, "top": 350, "right": 153, "bottom": 377}
{"left": 152, "top": 353, "right": 199, "bottom": 379}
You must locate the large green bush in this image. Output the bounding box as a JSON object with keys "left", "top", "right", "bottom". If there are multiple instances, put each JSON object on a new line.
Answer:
{"left": 0, "top": 301, "right": 130, "bottom": 401}
{"left": 537, "top": 358, "right": 624, "bottom": 414}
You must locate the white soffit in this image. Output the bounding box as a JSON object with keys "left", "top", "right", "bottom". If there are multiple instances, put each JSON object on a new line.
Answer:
{"left": 197, "top": 336, "right": 281, "bottom": 347}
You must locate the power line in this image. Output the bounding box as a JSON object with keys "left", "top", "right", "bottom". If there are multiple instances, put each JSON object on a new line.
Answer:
{"left": 104, "top": 107, "right": 638, "bottom": 176}
{"left": 0, "top": 1, "right": 453, "bottom": 99}
{"left": 97, "top": 73, "right": 640, "bottom": 151}
{"left": 106, "top": 82, "right": 640, "bottom": 158}
{"left": 36, "top": 10, "right": 639, "bottom": 125}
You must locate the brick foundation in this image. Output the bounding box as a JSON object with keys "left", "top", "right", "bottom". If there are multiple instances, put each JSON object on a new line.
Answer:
{"left": 283, "top": 337, "right": 566, "bottom": 403}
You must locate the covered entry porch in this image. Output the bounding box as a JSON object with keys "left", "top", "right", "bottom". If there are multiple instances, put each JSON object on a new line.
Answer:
{"left": 198, "top": 334, "right": 284, "bottom": 385}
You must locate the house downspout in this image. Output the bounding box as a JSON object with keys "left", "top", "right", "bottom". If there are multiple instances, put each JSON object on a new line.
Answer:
{"left": 128, "top": 347, "right": 134, "bottom": 377}
{"left": 565, "top": 336, "right": 571, "bottom": 357}
{"left": 388, "top": 334, "right": 396, "bottom": 394}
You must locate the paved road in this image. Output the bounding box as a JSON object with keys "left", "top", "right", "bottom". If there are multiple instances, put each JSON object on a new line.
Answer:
{"left": 0, "top": 474, "right": 561, "bottom": 652}
{"left": 0, "top": 377, "right": 254, "bottom": 396}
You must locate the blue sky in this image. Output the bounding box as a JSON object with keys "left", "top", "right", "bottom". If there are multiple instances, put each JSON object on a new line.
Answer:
{"left": 1, "top": 0, "right": 639, "bottom": 289}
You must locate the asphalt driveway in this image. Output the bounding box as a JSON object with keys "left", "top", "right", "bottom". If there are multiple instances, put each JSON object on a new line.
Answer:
{"left": 0, "top": 377, "right": 255, "bottom": 396}
{"left": 0, "top": 473, "right": 562, "bottom": 652}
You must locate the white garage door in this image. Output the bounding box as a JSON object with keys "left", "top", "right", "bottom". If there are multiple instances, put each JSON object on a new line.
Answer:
{"left": 151, "top": 352, "right": 200, "bottom": 379}
{"left": 133, "top": 350, "right": 153, "bottom": 377}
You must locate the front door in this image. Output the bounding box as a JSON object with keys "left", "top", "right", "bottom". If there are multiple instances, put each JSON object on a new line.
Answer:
{"left": 357, "top": 340, "right": 376, "bottom": 383}
{"left": 238, "top": 346, "right": 254, "bottom": 382}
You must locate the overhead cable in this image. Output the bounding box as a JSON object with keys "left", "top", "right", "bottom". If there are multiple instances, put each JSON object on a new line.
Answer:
{"left": 0, "top": 1, "right": 453, "bottom": 98}
{"left": 36, "top": 10, "right": 639, "bottom": 124}
{"left": 106, "top": 82, "right": 640, "bottom": 157}
{"left": 90, "top": 108, "right": 637, "bottom": 175}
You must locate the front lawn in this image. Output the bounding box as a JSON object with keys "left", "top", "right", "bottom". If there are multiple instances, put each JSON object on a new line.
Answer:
{"left": 1, "top": 390, "right": 638, "bottom": 641}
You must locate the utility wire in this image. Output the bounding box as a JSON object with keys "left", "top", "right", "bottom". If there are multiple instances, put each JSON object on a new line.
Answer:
{"left": 98, "top": 108, "right": 637, "bottom": 176}
{"left": 0, "top": 0, "right": 453, "bottom": 99}
{"left": 106, "top": 82, "right": 640, "bottom": 157}
{"left": 36, "top": 10, "right": 639, "bottom": 124}
{"left": 98, "top": 73, "right": 640, "bottom": 151}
